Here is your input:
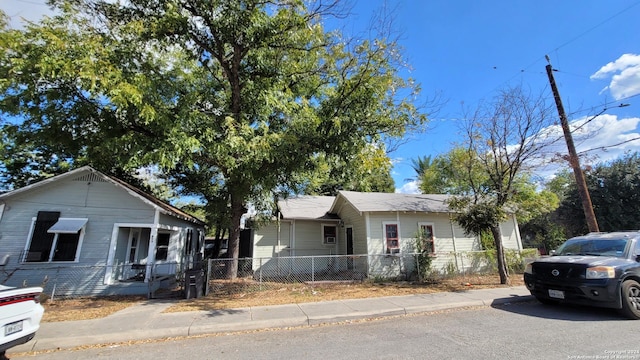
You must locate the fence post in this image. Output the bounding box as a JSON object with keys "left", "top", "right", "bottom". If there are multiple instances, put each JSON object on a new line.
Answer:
{"left": 259, "top": 258, "right": 263, "bottom": 291}
{"left": 460, "top": 252, "right": 465, "bottom": 277}
{"left": 205, "top": 259, "right": 211, "bottom": 296}
{"left": 311, "top": 257, "right": 315, "bottom": 285}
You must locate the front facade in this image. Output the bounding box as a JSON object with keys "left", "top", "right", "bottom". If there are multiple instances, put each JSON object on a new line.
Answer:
{"left": 252, "top": 191, "right": 523, "bottom": 278}
{"left": 0, "top": 167, "right": 205, "bottom": 296}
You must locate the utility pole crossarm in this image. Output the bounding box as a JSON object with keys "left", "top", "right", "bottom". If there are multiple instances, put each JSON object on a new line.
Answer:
{"left": 545, "top": 57, "right": 599, "bottom": 233}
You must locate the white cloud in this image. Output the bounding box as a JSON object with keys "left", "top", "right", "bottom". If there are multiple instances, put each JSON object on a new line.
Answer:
{"left": 532, "top": 114, "right": 640, "bottom": 182}
{"left": 591, "top": 54, "right": 640, "bottom": 100}
{"left": 396, "top": 181, "right": 420, "bottom": 194}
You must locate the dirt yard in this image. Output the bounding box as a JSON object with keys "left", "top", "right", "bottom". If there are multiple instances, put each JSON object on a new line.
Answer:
{"left": 41, "top": 274, "right": 525, "bottom": 322}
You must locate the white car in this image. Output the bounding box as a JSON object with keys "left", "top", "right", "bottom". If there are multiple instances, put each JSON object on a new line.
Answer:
{"left": 0, "top": 285, "right": 44, "bottom": 360}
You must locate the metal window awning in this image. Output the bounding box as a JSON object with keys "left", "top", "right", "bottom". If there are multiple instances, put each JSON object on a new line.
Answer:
{"left": 47, "top": 218, "right": 88, "bottom": 234}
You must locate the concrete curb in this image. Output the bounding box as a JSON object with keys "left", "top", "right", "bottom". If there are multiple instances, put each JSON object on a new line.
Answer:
{"left": 11, "top": 287, "right": 534, "bottom": 354}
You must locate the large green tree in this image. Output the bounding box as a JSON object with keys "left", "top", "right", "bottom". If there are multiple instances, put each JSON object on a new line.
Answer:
{"left": 300, "top": 143, "right": 395, "bottom": 196}
{"left": 0, "top": 1, "right": 427, "bottom": 277}
{"left": 557, "top": 152, "right": 640, "bottom": 236}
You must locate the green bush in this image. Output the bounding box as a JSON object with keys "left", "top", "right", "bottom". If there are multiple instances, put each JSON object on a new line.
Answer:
{"left": 466, "top": 248, "right": 538, "bottom": 275}
{"left": 414, "top": 230, "right": 434, "bottom": 281}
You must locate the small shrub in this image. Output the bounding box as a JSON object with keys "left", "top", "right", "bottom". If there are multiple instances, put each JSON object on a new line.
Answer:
{"left": 414, "top": 230, "right": 435, "bottom": 281}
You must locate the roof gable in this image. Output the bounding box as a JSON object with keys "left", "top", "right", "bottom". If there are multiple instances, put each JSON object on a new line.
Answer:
{"left": 0, "top": 166, "right": 204, "bottom": 225}
{"left": 278, "top": 196, "right": 339, "bottom": 220}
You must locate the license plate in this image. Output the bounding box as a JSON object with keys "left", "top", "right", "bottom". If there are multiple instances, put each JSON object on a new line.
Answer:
{"left": 4, "top": 320, "right": 23, "bottom": 336}
{"left": 548, "top": 289, "right": 565, "bottom": 299}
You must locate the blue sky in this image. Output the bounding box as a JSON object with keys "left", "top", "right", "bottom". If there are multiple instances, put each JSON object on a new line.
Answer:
{"left": 338, "top": 1, "right": 640, "bottom": 193}
{"left": 3, "top": 1, "right": 640, "bottom": 194}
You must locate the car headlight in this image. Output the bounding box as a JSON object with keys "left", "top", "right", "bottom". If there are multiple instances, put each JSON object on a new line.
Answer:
{"left": 524, "top": 263, "right": 533, "bottom": 274}
{"left": 585, "top": 266, "right": 615, "bottom": 279}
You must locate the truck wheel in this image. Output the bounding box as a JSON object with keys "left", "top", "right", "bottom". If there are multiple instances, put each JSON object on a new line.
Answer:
{"left": 620, "top": 279, "right": 640, "bottom": 320}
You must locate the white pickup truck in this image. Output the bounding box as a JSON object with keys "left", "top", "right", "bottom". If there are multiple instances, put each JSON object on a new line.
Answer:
{"left": 0, "top": 285, "right": 44, "bottom": 360}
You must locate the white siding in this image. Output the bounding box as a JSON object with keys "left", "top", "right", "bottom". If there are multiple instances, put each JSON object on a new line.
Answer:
{"left": 290, "top": 220, "right": 339, "bottom": 256}
{"left": 500, "top": 214, "right": 522, "bottom": 250}
{"left": 0, "top": 178, "right": 156, "bottom": 266}
{"left": 0, "top": 170, "right": 203, "bottom": 296}
{"left": 335, "top": 199, "right": 367, "bottom": 255}
{"left": 252, "top": 221, "right": 292, "bottom": 259}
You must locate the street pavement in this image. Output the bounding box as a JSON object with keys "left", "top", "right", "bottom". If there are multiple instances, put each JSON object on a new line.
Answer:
{"left": 9, "top": 286, "right": 533, "bottom": 356}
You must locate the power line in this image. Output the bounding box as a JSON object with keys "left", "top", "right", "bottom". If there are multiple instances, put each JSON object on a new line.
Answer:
{"left": 481, "top": 1, "right": 640, "bottom": 103}
{"left": 578, "top": 136, "right": 640, "bottom": 156}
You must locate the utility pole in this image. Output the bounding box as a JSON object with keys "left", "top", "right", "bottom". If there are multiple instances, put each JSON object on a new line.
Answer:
{"left": 545, "top": 55, "right": 599, "bottom": 233}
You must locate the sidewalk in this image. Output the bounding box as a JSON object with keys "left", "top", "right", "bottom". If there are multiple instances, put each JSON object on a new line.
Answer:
{"left": 10, "top": 286, "right": 533, "bottom": 355}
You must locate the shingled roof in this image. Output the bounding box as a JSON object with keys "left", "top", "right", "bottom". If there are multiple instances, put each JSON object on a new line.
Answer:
{"left": 333, "top": 191, "right": 451, "bottom": 214}
{"left": 277, "top": 191, "right": 454, "bottom": 220}
{"left": 277, "top": 195, "right": 339, "bottom": 220}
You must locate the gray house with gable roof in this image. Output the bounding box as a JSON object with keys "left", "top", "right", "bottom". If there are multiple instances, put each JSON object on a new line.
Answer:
{"left": 251, "top": 191, "right": 522, "bottom": 277}
{"left": 0, "top": 166, "right": 205, "bottom": 296}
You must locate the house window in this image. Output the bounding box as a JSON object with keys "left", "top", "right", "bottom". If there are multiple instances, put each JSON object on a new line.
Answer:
{"left": 322, "top": 224, "right": 337, "bottom": 245}
{"left": 155, "top": 233, "right": 170, "bottom": 261}
{"left": 185, "top": 229, "right": 193, "bottom": 256}
{"left": 24, "top": 211, "right": 87, "bottom": 262}
{"left": 418, "top": 223, "right": 436, "bottom": 254}
{"left": 128, "top": 229, "right": 140, "bottom": 264}
{"left": 385, "top": 223, "right": 400, "bottom": 254}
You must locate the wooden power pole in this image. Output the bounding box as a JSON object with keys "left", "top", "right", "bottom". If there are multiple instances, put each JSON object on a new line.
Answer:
{"left": 545, "top": 56, "right": 599, "bottom": 233}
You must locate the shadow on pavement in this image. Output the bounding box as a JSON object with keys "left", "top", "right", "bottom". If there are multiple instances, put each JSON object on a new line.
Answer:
{"left": 204, "top": 308, "right": 246, "bottom": 317}
{"left": 491, "top": 299, "right": 627, "bottom": 321}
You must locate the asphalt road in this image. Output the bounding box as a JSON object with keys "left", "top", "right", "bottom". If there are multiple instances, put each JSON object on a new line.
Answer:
{"left": 16, "top": 301, "right": 640, "bottom": 360}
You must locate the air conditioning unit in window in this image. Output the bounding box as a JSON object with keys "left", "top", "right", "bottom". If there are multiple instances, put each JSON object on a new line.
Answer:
{"left": 325, "top": 236, "right": 336, "bottom": 244}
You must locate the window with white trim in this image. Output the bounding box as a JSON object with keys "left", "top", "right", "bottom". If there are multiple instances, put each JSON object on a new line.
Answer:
{"left": 322, "top": 224, "right": 337, "bottom": 245}
{"left": 418, "top": 223, "right": 436, "bottom": 254}
{"left": 24, "top": 211, "right": 87, "bottom": 262}
{"left": 384, "top": 223, "right": 400, "bottom": 254}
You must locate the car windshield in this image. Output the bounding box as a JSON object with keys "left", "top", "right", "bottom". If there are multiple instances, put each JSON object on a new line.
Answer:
{"left": 555, "top": 238, "right": 629, "bottom": 257}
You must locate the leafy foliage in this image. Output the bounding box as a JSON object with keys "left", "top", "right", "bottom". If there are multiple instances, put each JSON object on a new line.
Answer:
{"left": 557, "top": 152, "right": 640, "bottom": 236}
{"left": 299, "top": 143, "right": 395, "bottom": 196}
{"left": 0, "top": 1, "right": 427, "bottom": 277}
{"left": 414, "top": 228, "right": 435, "bottom": 281}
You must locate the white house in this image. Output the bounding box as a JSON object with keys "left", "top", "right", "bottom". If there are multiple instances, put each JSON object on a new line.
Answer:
{"left": 251, "top": 191, "right": 523, "bottom": 278}
{"left": 0, "top": 166, "right": 205, "bottom": 296}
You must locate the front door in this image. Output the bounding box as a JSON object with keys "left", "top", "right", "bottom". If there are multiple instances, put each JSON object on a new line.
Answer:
{"left": 346, "top": 227, "right": 354, "bottom": 270}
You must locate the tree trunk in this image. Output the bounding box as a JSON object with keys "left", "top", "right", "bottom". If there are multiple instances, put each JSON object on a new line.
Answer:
{"left": 490, "top": 224, "right": 510, "bottom": 285}
{"left": 225, "top": 193, "right": 244, "bottom": 279}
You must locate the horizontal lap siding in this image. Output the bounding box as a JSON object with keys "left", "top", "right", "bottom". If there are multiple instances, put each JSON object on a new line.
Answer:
{"left": 500, "top": 215, "right": 522, "bottom": 250}
{"left": 367, "top": 212, "right": 466, "bottom": 254}
{"left": 157, "top": 213, "right": 204, "bottom": 263}
{"left": 2, "top": 181, "right": 152, "bottom": 262}
{"left": 253, "top": 222, "right": 291, "bottom": 259}
{"left": 335, "top": 201, "right": 367, "bottom": 255}
{"left": 365, "top": 212, "right": 482, "bottom": 277}
{"left": 293, "top": 220, "right": 338, "bottom": 256}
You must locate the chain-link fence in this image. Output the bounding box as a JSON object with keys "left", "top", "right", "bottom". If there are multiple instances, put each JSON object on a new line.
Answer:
{"left": 205, "top": 249, "right": 538, "bottom": 296}
{"left": 0, "top": 249, "right": 538, "bottom": 300}
{"left": 0, "top": 262, "right": 186, "bottom": 300}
